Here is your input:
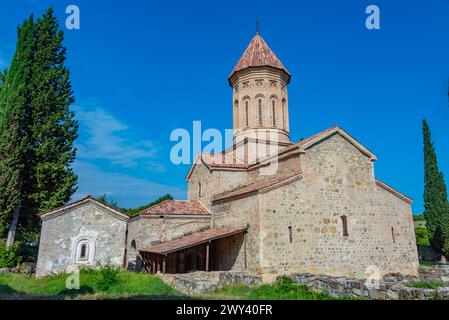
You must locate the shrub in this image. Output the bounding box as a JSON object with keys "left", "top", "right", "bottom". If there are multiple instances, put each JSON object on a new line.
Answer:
{"left": 413, "top": 215, "right": 426, "bottom": 222}
{"left": 0, "top": 240, "right": 22, "bottom": 268}
{"left": 97, "top": 264, "right": 120, "bottom": 291}
{"left": 415, "top": 227, "right": 430, "bottom": 246}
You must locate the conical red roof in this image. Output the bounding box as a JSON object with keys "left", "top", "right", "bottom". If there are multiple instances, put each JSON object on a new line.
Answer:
{"left": 229, "top": 33, "right": 290, "bottom": 81}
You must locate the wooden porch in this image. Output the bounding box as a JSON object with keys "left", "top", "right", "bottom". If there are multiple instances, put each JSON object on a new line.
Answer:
{"left": 139, "top": 226, "right": 247, "bottom": 274}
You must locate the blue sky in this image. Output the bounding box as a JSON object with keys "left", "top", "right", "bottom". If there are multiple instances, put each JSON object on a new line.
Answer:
{"left": 0, "top": 1, "right": 448, "bottom": 213}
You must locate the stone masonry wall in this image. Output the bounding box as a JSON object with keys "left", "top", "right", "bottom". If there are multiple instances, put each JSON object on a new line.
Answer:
{"left": 258, "top": 133, "right": 419, "bottom": 278}
{"left": 36, "top": 203, "right": 127, "bottom": 277}
{"left": 212, "top": 195, "right": 260, "bottom": 273}
{"left": 188, "top": 162, "right": 248, "bottom": 210}
{"left": 126, "top": 215, "right": 211, "bottom": 269}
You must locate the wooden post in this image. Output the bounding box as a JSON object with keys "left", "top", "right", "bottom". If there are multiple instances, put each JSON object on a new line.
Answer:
{"left": 143, "top": 253, "right": 148, "bottom": 272}
{"left": 176, "top": 252, "right": 179, "bottom": 274}
{"left": 205, "top": 242, "right": 210, "bottom": 272}
{"left": 152, "top": 258, "right": 156, "bottom": 274}
{"left": 162, "top": 255, "right": 167, "bottom": 274}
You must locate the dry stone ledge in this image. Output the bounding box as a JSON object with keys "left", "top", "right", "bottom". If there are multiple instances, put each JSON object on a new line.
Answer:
{"left": 293, "top": 272, "right": 449, "bottom": 300}
{"left": 159, "top": 268, "right": 449, "bottom": 299}
{"left": 161, "top": 271, "right": 263, "bottom": 295}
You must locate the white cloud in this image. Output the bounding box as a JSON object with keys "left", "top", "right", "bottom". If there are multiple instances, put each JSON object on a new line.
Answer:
{"left": 72, "top": 161, "right": 185, "bottom": 208}
{"left": 76, "top": 106, "right": 166, "bottom": 172}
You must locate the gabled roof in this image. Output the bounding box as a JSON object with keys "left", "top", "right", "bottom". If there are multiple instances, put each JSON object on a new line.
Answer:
{"left": 212, "top": 172, "right": 302, "bottom": 203}
{"left": 139, "top": 200, "right": 211, "bottom": 216}
{"left": 276, "top": 125, "right": 377, "bottom": 161}
{"left": 39, "top": 196, "right": 129, "bottom": 221}
{"left": 185, "top": 152, "right": 248, "bottom": 180}
{"left": 375, "top": 179, "right": 413, "bottom": 204}
{"left": 229, "top": 33, "right": 291, "bottom": 83}
{"left": 186, "top": 125, "right": 377, "bottom": 180}
{"left": 140, "top": 226, "right": 247, "bottom": 255}
{"left": 201, "top": 152, "right": 247, "bottom": 169}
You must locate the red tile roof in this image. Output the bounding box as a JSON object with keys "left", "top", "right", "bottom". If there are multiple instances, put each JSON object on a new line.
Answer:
{"left": 140, "top": 226, "right": 247, "bottom": 255}
{"left": 201, "top": 152, "right": 247, "bottom": 169}
{"left": 212, "top": 172, "right": 301, "bottom": 203}
{"left": 139, "top": 200, "right": 211, "bottom": 216}
{"left": 375, "top": 179, "right": 413, "bottom": 204}
{"left": 229, "top": 34, "right": 290, "bottom": 81}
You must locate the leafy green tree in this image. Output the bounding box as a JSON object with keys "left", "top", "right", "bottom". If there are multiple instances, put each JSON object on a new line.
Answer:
{"left": 96, "top": 194, "right": 174, "bottom": 216}
{"left": 0, "top": 16, "right": 35, "bottom": 245}
{"left": 97, "top": 194, "right": 121, "bottom": 211}
{"left": 124, "top": 194, "right": 173, "bottom": 215}
{"left": 415, "top": 227, "right": 430, "bottom": 247}
{"left": 25, "top": 8, "right": 78, "bottom": 229}
{"left": 422, "top": 119, "right": 449, "bottom": 262}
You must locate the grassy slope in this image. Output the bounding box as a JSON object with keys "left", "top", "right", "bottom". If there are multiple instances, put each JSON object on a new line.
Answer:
{"left": 0, "top": 270, "right": 354, "bottom": 300}
{"left": 0, "top": 270, "right": 182, "bottom": 300}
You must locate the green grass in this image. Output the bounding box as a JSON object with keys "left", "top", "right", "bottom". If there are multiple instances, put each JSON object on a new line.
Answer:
{"left": 204, "top": 277, "right": 360, "bottom": 300}
{"left": 405, "top": 280, "right": 447, "bottom": 289}
{"left": 0, "top": 269, "right": 183, "bottom": 300}
{"left": 208, "top": 284, "right": 340, "bottom": 300}
{"left": 420, "top": 260, "right": 441, "bottom": 268}
{"left": 0, "top": 271, "right": 358, "bottom": 300}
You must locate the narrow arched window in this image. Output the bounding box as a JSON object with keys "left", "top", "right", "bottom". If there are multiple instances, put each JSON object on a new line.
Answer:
{"left": 391, "top": 227, "right": 396, "bottom": 243}
{"left": 245, "top": 101, "right": 249, "bottom": 127}
{"left": 258, "top": 99, "right": 263, "bottom": 126}
{"left": 341, "top": 215, "right": 349, "bottom": 237}
{"left": 198, "top": 182, "right": 202, "bottom": 198}
{"left": 234, "top": 100, "right": 239, "bottom": 127}
{"left": 272, "top": 100, "right": 276, "bottom": 126}
{"left": 80, "top": 243, "right": 88, "bottom": 260}
{"left": 282, "top": 99, "right": 286, "bottom": 129}
{"left": 288, "top": 226, "right": 293, "bottom": 244}
{"left": 131, "top": 239, "right": 137, "bottom": 250}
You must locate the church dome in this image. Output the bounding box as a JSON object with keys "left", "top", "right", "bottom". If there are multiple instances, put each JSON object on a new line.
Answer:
{"left": 229, "top": 33, "right": 291, "bottom": 84}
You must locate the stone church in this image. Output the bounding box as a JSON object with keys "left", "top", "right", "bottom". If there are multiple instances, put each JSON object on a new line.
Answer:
{"left": 36, "top": 33, "right": 419, "bottom": 279}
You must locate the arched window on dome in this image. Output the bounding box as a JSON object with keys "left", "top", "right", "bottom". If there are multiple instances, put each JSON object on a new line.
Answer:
{"left": 234, "top": 100, "right": 239, "bottom": 127}
{"left": 258, "top": 99, "right": 263, "bottom": 126}
{"left": 272, "top": 100, "right": 276, "bottom": 126}
{"left": 282, "top": 98, "right": 286, "bottom": 129}
{"left": 245, "top": 101, "right": 249, "bottom": 127}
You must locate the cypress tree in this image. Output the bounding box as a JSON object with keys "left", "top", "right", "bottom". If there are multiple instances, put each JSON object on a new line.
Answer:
{"left": 26, "top": 8, "right": 78, "bottom": 225}
{"left": 0, "top": 69, "right": 7, "bottom": 87}
{"left": 423, "top": 119, "right": 449, "bottom": 262}
{"left": 0, "top": 17, "right": 35, "bottom": 244}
